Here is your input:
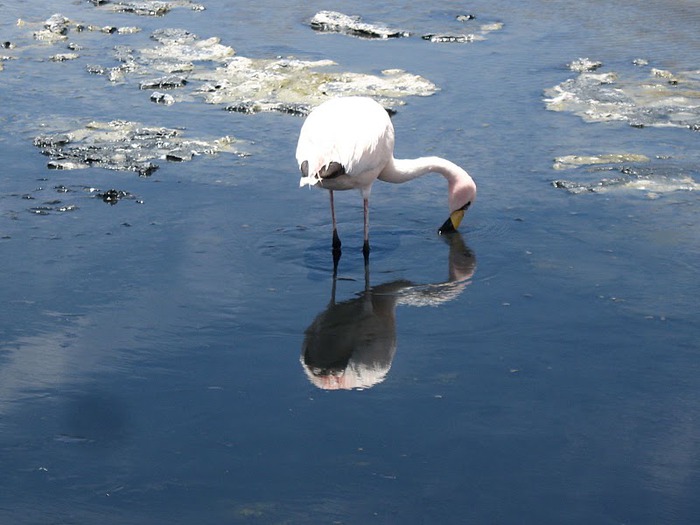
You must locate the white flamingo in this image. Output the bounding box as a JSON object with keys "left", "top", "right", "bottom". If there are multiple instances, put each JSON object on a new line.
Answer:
{"left": 296, "top": 96, "right": 476, "bottom": 260}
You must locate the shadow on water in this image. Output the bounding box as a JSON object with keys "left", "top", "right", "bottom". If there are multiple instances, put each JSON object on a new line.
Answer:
{"left": 300, "top": 231, "right": 475, "bottom": 390}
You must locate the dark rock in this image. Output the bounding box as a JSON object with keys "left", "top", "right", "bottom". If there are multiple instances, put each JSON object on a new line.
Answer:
{"left": 225, "top": 102, "right": 257, "bottom": 114}
{"left": 97, "top": 189, "right": 130, "bottom": 204}
{"left": 274, "top": 103, "right": 311, "bottom": 116}
{"left": 132, "top": 162, "right": 159, "bottom": 177}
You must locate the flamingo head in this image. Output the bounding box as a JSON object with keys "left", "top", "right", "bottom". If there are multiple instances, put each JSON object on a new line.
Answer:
{"left": 438, "top": 174, "right": 477, "bottom": 235}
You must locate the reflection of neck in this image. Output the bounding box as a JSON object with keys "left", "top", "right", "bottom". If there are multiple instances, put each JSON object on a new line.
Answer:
{"left": 380, "top": 157, "right": 471, "bottom": 186}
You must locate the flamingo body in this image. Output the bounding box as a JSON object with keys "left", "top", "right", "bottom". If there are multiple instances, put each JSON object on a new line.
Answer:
{"left": 296, "top": 96, "right": 476, "bottom": 259}
{"left": 297, "top": 97, "right": 394, "bottom": 196}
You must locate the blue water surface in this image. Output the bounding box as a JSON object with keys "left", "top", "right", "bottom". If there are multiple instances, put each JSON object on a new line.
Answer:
{"left": 1, "top": 1, "right": 699, "bottom": 523}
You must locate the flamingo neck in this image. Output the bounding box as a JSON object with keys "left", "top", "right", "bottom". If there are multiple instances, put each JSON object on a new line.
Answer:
{"left": 379, "top": 156, "right": 476, "bottom": 213}
{"left": 380, "top": 157, "right": 468, "bottom": 185}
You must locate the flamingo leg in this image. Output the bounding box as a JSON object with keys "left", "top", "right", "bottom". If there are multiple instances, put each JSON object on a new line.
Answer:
{"left": 330, "top": 191, "right": 341, "bottom": 267}
{"left": 362, "top": 197, "right": 370, "bottom": 260}
{"left": 329, "top": 191, "right": 341, "bottom": 248}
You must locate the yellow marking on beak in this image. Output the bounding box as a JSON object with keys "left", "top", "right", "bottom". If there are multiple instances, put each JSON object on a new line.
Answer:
{"left": 450, "top": 209, "right": 465, "bottom": 230}
{"left": 438, "top": 208, "right": 465, "bottom": 235}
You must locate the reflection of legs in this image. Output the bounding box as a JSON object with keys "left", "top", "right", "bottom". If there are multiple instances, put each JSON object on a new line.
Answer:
{"left": 330, "top": 190, "right": 341, "bottom": 267}
{"left": 331, "top": 258, "right": 338, "bottom": 305}
{"left": 363, "top": 247, "right": 370, "bottom": 293}
{"left": 362, "top": 197, "right": 370, "bottom": 262}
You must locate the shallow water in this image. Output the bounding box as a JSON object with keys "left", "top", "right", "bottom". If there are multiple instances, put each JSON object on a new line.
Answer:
{"left": 1, "top": 1, "right": 699, "bottom": 524}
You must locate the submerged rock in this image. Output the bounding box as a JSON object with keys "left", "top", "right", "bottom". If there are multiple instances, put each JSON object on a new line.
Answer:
{"left": 44, "top": 14, "right": 70, "bottom": 34}
{"left": 90, "top": 0, "right": 205, "bottom": 15}
{"left": 150, "top": 91, "right": 175, "bottom": 104}
{"left": 151, "top": 27, "right": 194, "bottom": 44}
{"left": 27, "top": 199, "right": 80, "bottom": 214}
{"left": 422, "top": 33, "right": 484, "bottom": 43}
{"left": 113, "top": 2, "right": 171, "bottom": 16}
{"left": 33, "top": 14, "right": 71, "bottom": 42}
{"left": 34, "top": 134, "right": 72, "bottom": 148}
{"left": 545, "top": 62, "right": 700, "bottom": 130}
{"left": 568, "top": 57, "right": 602, "bottom": 72}
{"left": 146, "top": 44, "right": 228, "bottom": 76}
{"left": 97, "top": 188, "right": 131, "bottom": 204}
{"left": 50, "top": 52, "right": 80, "bottom": 62}
{"left": 48, "top": 160, "right": 90, "bottom": 170}
{"left": 651, "top": 68, "right": 680, "bottom": 85}
{"left": 142, "top": 31, "right": 234, "bottom": 63}
{"left": 421, "top": 21, "right": 502, "bottom": 43}
{"left": 34, "top": 120, "right": 243, "bottom": 175}
{"left": 310, "top": 10, "right": 409, "bottom": 39}
{"left": 480, "top": 22, "right": 504, "bottom": 32}
{"left": 139, "top": 74, "right": 188, "bottom": 89}
{"left": 553, "top": 153, "right": 650, "bottom": 170}
{"left": 224, "top": 101, "right": 311, "bottom": 116}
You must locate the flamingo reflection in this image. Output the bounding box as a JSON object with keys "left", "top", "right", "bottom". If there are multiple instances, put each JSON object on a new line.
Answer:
{"left": 300, "top": 232, "right": 476, "bottom": 390}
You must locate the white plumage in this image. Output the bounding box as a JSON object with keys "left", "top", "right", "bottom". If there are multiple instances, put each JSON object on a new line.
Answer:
{"left": 296, "top": 96, "right": 476, "bottom": 259}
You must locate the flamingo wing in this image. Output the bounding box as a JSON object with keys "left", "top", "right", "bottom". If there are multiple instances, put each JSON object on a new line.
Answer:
{"left": 296, "top": 97, "right": 395, "bottom": 189}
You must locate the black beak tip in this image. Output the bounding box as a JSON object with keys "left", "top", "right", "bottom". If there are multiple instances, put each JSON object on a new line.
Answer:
{"left": 438, "top": 217, "right": 456, "bottom": 235}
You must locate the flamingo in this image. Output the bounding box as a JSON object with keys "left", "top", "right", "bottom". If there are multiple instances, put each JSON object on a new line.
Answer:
{"left": 296, "top": 96, "right": 476, "bottom": 261}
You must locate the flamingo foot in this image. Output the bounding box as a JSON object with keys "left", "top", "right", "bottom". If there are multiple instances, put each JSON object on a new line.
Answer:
{"left": 362, "top": 240, "right": 370, "bottom": 260}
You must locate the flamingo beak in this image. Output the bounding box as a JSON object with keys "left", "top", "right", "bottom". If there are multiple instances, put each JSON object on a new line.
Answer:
{"left": 438, "top": 209, "right": 464, "bottom": 234}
